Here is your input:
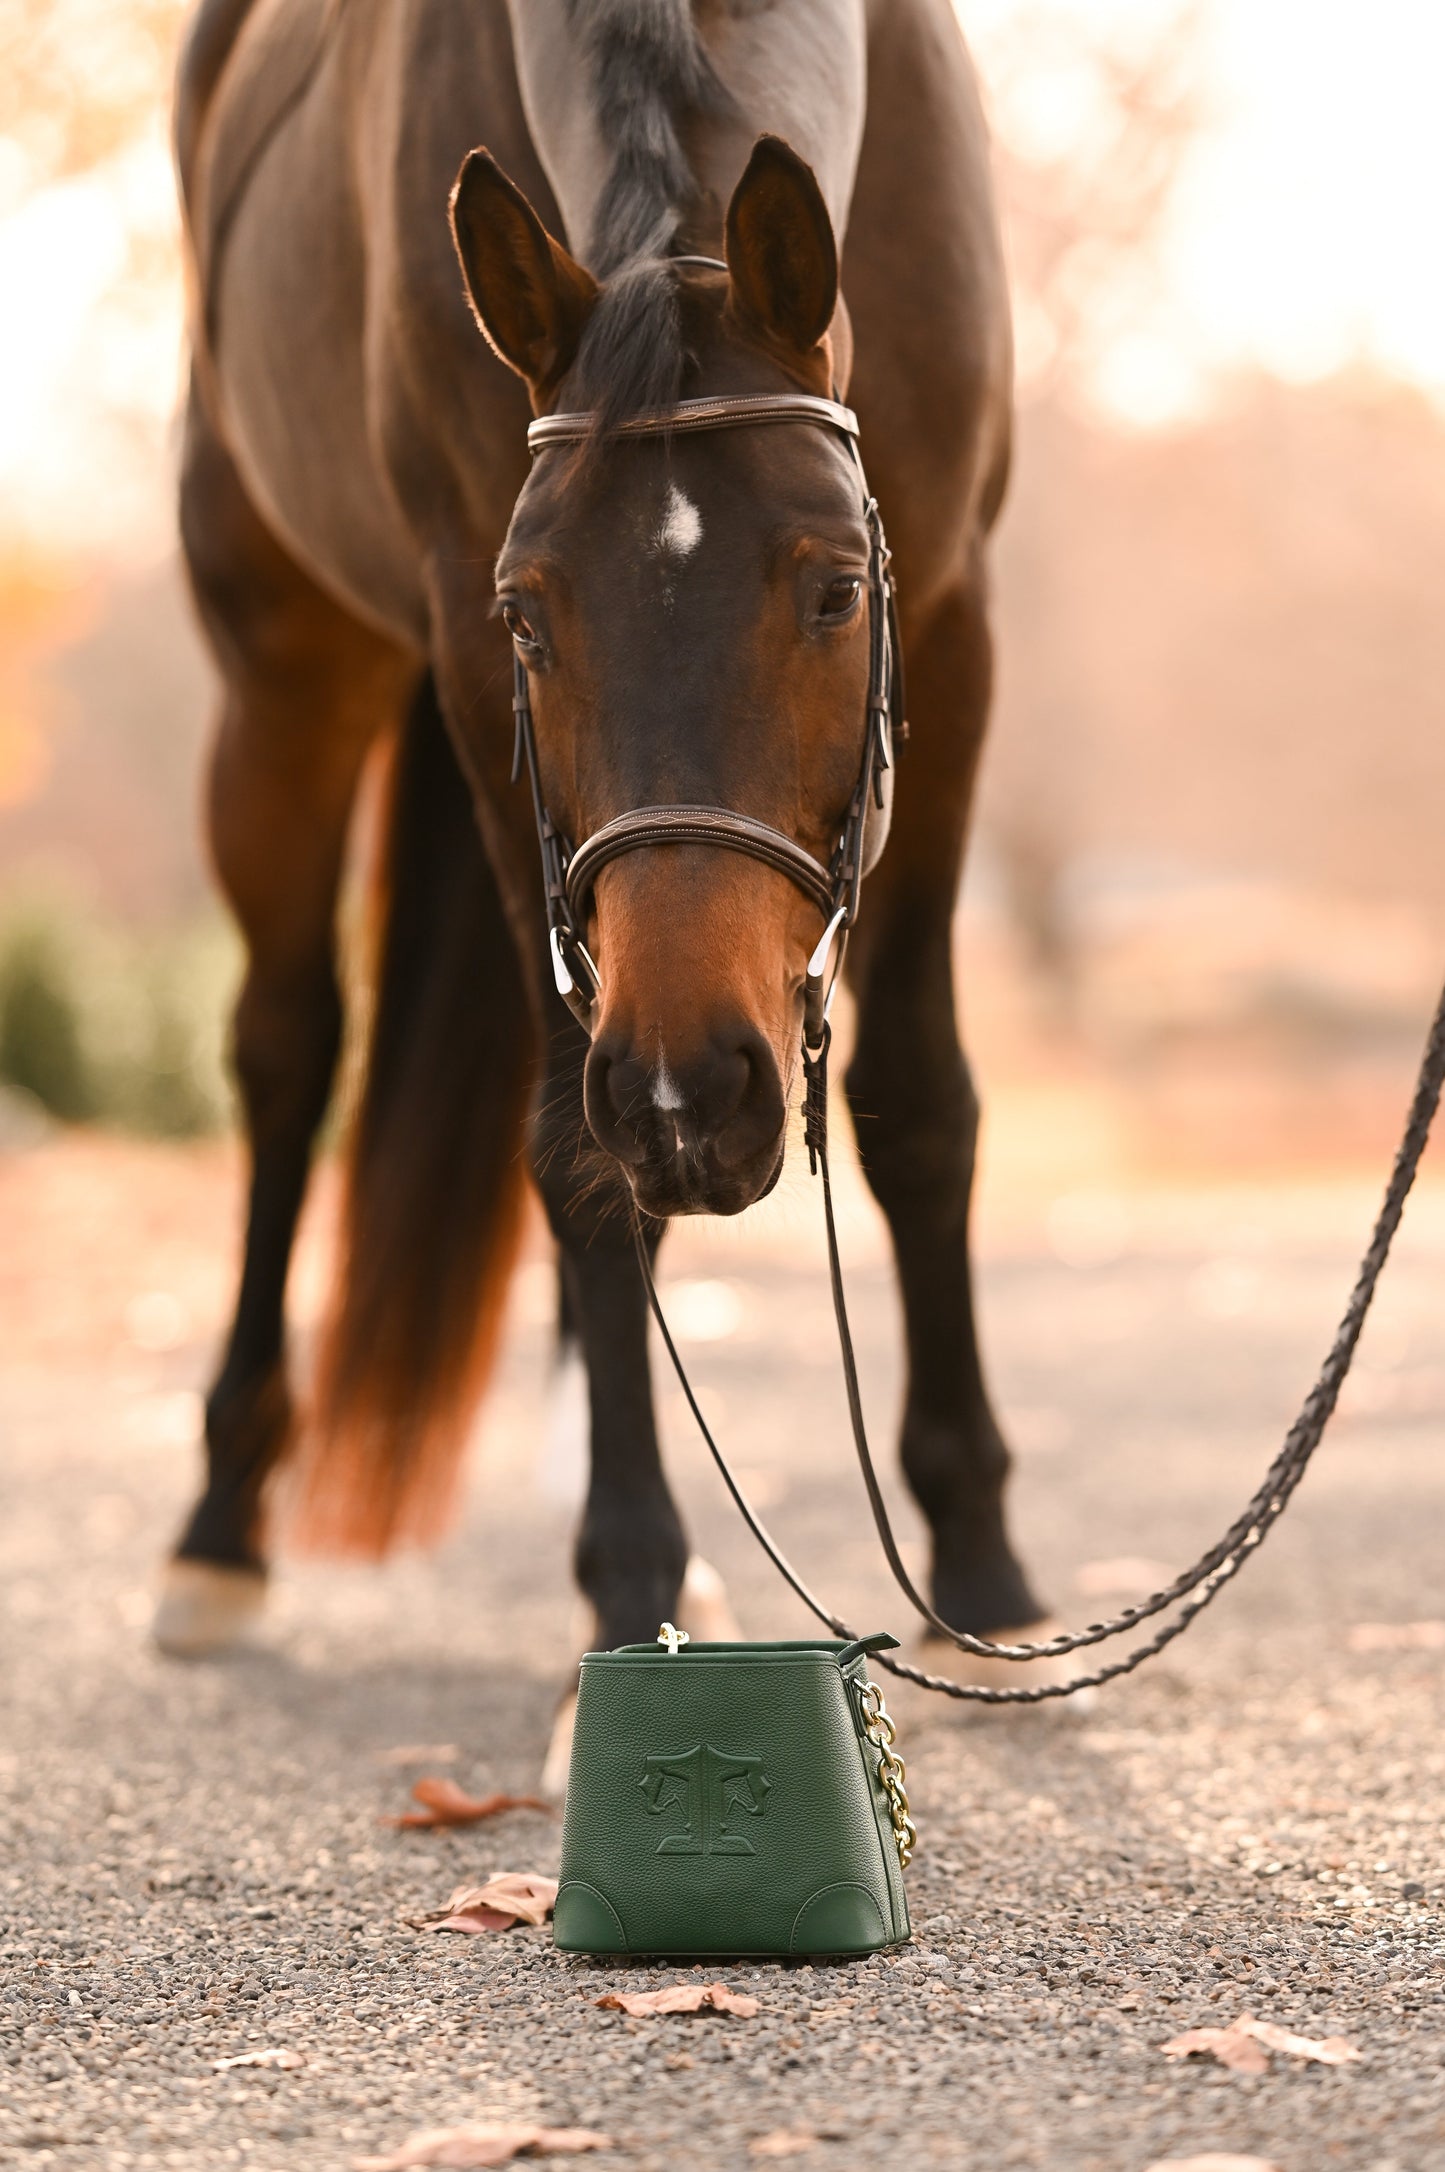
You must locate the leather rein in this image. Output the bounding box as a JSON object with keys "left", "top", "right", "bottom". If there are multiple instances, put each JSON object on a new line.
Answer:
{"left": 508, "top": 358, "right": 1445, "bottom": 1704}
{"left": 511, "top": 387, "right": 906, "bottom": 1047}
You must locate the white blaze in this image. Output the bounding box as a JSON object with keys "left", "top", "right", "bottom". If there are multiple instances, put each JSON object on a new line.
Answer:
{"left": 653, "top": 1054, "right": 685, "bottom": 1111}
{"left": 655, "top": 483, "right": 702, "bottom": 560}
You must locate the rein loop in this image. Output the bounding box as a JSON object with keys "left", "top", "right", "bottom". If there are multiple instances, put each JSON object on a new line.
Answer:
{"left": 507, "top": 362, "right": 1445, "bottom": 1703}
{"left": 639, "top": 986, "right": 1445, "bottom": 1701}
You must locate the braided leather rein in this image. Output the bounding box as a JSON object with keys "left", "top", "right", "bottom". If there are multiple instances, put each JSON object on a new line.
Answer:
{"left": 638, "top": 980, "right": 1445, "bottom": 1701}
{"left": 509, "top": 354, "right": 1445, "bottom": 1701}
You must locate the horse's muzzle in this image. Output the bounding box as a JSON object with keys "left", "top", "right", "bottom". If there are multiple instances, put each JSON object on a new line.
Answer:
{"left": 584, "top": 1024, "right": 787, "bottom": 1215}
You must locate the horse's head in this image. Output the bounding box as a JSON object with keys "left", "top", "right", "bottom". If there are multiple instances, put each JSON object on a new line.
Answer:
{"left": 451, "top": 137, "right": 886, "bottom": 1217}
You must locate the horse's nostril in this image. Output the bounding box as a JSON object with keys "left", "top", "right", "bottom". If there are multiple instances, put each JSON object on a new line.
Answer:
{"left": 583, "top": 1043, "right": 652, "bottom": 1166}
{"left": 690, "top": 1041, "right": 751, "bottom": 1138}
{"left": 707, "top": 1032, "right": 785, "bottom": 1170}
{"left": 584, "top": 1026, "right": 785, "bottom": 1186}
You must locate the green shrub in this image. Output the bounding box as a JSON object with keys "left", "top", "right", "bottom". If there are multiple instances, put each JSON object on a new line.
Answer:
{"left": 0, "top": 913, "right": 97, "bottom": 1122}
{"left": 0, "top": 896, "right": 239, "bottom": 1138}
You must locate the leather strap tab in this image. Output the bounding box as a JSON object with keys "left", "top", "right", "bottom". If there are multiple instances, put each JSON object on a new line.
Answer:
{"left": 836, "top": 1633, "right": 901, "bottom": 1669}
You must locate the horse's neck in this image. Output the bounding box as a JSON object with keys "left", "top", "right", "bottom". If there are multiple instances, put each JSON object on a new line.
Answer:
{"left": 505, "top": 0, "right": 867, "bottom": 262}
{"left": 694, "top": 0, "right": 867, "bottom": 239}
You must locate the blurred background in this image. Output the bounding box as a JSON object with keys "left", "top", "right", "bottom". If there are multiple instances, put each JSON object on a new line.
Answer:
{"left": 0, "top": 0, "right": 1442, "bottom": 1174}
{"left": 6, "top": 20, "right": 1443, "bottom": 2156}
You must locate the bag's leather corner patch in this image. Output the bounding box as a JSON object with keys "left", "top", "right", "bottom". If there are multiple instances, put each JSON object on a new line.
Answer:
{"left": 553, "top": 1880, "right": 629, "bottom": 1953}
{"left": 789, "top": 1881, "right": 888, "bottom": 1956}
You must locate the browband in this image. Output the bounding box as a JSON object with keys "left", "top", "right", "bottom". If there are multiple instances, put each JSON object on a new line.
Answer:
{"left": 564, "top": 807, "right": 836, "bottom": 926}
{"left": 527, "top": 392, "right": 859, "bottom": 455}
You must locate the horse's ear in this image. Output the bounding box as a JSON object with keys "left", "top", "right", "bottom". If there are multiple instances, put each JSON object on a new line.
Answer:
{"left": 450, "top": 149, "right": 599, "bottom": 397}
{"left": 725, "top": 135, "right": 838, "bottom": 356}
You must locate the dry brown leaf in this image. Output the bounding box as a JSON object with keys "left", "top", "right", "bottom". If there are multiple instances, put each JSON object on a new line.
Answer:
{"left": 1235, "top": 2014, "right": 1361, "bottom": 2065}
{"left": 595, "top": 1980, "right": 759, "bottom": 2019}
{"left": 1162, "top": 2013, "right": 1361, "bottom": 2074}
{"left": 1142, "top": 2158, "right": 1283, "bottom": 2172}
{"left": 1160, "top": 2025, "right": 1269, "bottom": 2074}
{"left": 750, "top": 2133, "right": 817, "bottom": 2158}
{"left": 1347, "top": 1620, "right": 1445, "bottom": 1653}
{"left": 353, "top": 2123, "right": 610, "bottom": 2169}
{"left": 407, "top": 1873, "right": 560, "bottom": 1934}
{"left": 212, "top": 2046, "right": 306, "bottom": 2071}
{"left": 382, "top": 1778, "right": 553, "bottom": 1830}
{"left": 378, "top": 1744, "right": 459, "bottom": 1766}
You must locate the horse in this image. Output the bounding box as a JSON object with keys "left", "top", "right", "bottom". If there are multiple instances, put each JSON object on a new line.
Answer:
{"left": 156, "top": 0, "right": 1049, "bottom": 1737}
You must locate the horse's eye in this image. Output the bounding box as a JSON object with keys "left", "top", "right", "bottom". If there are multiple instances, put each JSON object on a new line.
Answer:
{"left": 820, "top": 576, "right": 863, "bottom": 620}
{"left": 501, "top": 600, "right": 538, "bottom": 646}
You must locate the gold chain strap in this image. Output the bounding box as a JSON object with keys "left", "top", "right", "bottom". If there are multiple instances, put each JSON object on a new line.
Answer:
{"left": 856, "top": 1679, "right": 917, "bottom": 1868}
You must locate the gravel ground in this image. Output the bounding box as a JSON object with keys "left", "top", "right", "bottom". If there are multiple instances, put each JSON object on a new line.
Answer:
{"left": 2, "top": 1132, "right": 1443, "bottom": 2171}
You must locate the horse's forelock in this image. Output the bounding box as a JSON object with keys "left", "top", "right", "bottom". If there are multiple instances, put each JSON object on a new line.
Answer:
{"left": 569, "top": 255, "right": 688, "bottom": 445}
{"left": 556, "top": 3, "right": 739, "bottom": 443}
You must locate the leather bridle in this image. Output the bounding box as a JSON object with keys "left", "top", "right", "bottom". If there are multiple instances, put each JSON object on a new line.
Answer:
{"left": 509, "top": 381, "right": 906, "bottom": 1048}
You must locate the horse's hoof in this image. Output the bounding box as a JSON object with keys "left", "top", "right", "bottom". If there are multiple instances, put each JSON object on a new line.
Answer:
{"left": 540, "top": 1690, "right": 577, "bottom": 1803}
{"left": 677, "top": 1554, "right": 742, "bottom": 1642}
{"left": 151, "top": 1559, "right": 268, "bottom": 1658}
{"left": 917, "top": 1619, "right": 1098, "bottom": 1711}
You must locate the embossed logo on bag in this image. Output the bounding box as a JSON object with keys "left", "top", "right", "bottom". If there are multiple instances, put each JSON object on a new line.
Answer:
{"left": 640, "top": 1744, "right": 772, "bottom": 1855}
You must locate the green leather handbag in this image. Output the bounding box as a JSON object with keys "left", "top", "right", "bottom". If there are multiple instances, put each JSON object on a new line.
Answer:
{"left": 553, "top": 1630, "right": 914, "bottom": 1958}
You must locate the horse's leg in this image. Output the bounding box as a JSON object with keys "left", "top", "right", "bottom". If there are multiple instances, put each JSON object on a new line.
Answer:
{"left": 531, "top": 1032, "right": 744, "bottom": 1790}
{"left": 531, "top": 1037, "right": 692, "bottom": 1646}
{"left": 844, "top": 568, "right": 1047, "bottom": 1645}
{"left": 154, "top": 396, "right": 411, "bottom": 1654}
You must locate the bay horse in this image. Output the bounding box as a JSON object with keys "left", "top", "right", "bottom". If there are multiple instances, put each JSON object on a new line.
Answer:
{"left": 158, "top": 0, "right": 1048, "bottom": 1724}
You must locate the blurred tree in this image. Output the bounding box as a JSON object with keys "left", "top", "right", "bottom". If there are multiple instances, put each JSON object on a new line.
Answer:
{"left": 979, "top": 0, "right": 1205, "bottom": 401}
{"left": 969, "top": 1, "right": 1206, "bottom": 1015}
{"left": 0, "top": 0, "right": 187, "bottom": 188}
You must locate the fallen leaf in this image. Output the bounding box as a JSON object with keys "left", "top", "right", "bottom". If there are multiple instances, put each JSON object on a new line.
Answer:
{"left": 354, "top": 2124, "right": 610, "bottom": 2169}
{"left": 407, "top": 1873, "right": 559, "bottom": 1934}
{"left": 750, "top": 2133, "right": 816, "bottom": 2158}
{"left": 595, "top": 1981, "right": 759, "bottom": 2019}
{"left": 383, "top": 1778, "right": 554, "bottom": 1830}
{"left": 1161, "top": 2013, "right": 1361, "bottom": 2074}
{"left": 378, "top": 1744, "right": 460, "bottom": 1766}
{"left": 1142, "top": 2158, "right": 1283, "bottom": 2172}
{"left": 212, "top": 2046, "right": 306, "bottom": 2071}
{"left": 1161, "top": 2024, "right": 1269, "bottom": 2074}
{"left": 1347, "top": 1620, "right": 1445, "bottom": 1653}
{"left": 1234, "top": 2014, "right": 1361, "bottom": 2065}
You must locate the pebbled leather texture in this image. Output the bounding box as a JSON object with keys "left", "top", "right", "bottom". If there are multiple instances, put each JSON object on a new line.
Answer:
{"left": 553, "top": 1640, "right": 911, "bottom": 1957}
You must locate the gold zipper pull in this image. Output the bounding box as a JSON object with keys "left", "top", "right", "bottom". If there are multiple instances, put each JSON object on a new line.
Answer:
{"left": 656, "top": 1623, "right": 690, "bottom": 1657}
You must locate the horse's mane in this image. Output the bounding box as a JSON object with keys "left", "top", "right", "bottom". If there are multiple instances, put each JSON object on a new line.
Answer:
{"left": 566, "top": 0, "right": 733, "bottom": 435}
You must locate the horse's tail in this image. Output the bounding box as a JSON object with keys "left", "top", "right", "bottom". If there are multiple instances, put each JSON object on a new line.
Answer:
{"left": 293, "top": 672, "right": 533, "bottom": 1555}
